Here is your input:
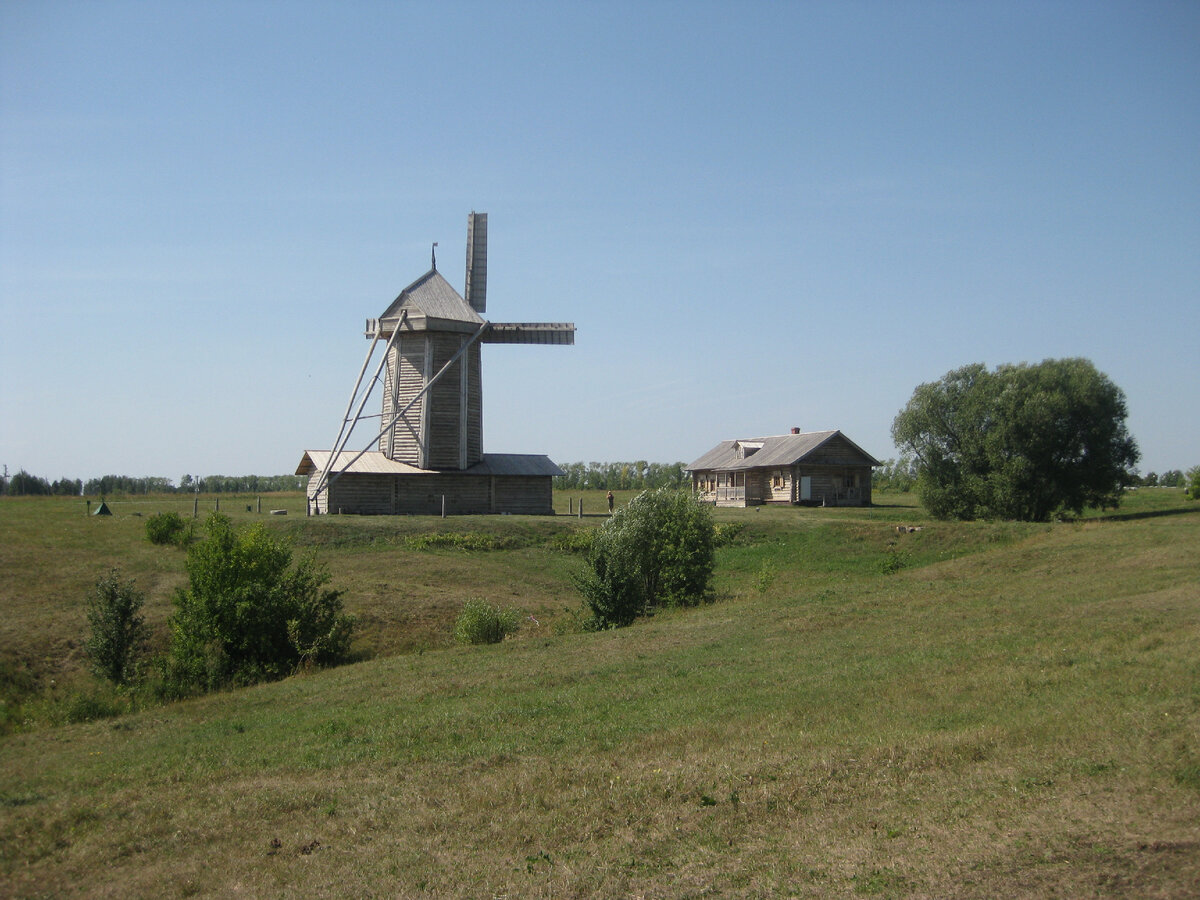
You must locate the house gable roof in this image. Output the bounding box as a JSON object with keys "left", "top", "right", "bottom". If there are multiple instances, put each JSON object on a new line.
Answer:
{"left": 687, "top": 430, "right": 880, "bottom": 472}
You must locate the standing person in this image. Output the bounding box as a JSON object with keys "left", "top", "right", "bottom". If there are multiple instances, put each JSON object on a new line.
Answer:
{"left": 607, "top": 491, "right": 614, "bottom": 514}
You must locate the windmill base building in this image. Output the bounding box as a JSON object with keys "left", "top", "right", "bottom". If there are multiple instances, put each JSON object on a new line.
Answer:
{"left": 296, "top": 213, "right": 574, "bottom": 516}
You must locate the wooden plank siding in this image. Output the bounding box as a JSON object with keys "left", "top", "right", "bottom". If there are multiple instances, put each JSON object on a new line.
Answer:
{"left": 381, "top": 335, "right": 430, "bottom": 466}
{"left": 312, "top": 472, "right": 554, "bottom": 516}
{"left": 381, "top": 334, "right": 483, "bottom": 471}
{"left": 426, "top": 334, "right": 459, "bottom": 469}
{"left": 694, "top": 465, "right": 871, "bottom": 508}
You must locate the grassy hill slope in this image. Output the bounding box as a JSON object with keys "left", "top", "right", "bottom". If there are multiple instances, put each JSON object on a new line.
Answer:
{"left": 1, "top": 491, "right": 1198, "bottom": 897}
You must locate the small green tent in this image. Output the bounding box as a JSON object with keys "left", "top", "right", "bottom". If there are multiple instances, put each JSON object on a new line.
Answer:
{"left": 92, "top": 501, "right": 112, "bottom": 516}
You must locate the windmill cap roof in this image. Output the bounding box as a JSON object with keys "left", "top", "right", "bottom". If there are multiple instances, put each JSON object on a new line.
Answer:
{"left": 376, "top": 269, "right": 484, "bottom": 332}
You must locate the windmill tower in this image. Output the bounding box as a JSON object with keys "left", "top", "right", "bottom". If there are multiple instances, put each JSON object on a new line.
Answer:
{"left": 370, "top": 212, "right": 574, "bottom": 469}
{"left": 300, "top": 213, "right": 574, "bottom": 515}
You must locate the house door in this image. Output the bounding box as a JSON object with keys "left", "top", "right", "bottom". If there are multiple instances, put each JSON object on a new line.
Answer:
{"left": 800, "top": 476, "right": 812, "bottom": 502}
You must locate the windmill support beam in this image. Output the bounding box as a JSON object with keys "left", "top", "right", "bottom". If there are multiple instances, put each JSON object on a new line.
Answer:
{"left": 316, "top": 321, "right": 492, "bottom": 501}
{"left": 309, "top": 312, "right": 406, "bottom": 506}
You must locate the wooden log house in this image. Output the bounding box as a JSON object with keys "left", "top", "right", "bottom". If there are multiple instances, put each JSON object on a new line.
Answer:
{"left": 688, "top": 428, "right": 879, "bottom": 507}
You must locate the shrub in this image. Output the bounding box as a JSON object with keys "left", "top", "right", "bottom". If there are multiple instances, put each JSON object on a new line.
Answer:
{"left": 712, "top": 522, "right": 746, "bottom": 547}
{"left": 1187, "top": 466, "right": 1200, "bottom": 501}
{"left": 549, "top": 529, "right": 594, "bottom": 554}
{"left": 62, "top": 688, "right": 126, "bottom": 724}
{"left": 85, "top": 569, "right": 149, "bottom": 685}
{"left": 404, "top": 532, "right": 518, "bottom": 551}
{"left": 574, "top": 488, "right": 716, "bottom": 628}
{"left": 879, "top": 543, "right": 912, "bottom": 574}
{"left": 453, "top": 599, "right": 523, "bottom": 645}
{"left": 166, "top": 514, "right": 353, "bottom": 691}
{"left": 755, "top": 561, "right": 777, "bottom": 595}
{"left": 146, "top": 511, "right": 192, "bottom": 546}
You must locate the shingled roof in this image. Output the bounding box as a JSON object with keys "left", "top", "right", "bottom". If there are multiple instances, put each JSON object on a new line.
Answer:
{"left": 296, "top": 450, "right": 564, "bottom": 478}
{"left": 687, "top": 430, "right": 880, "bottom": 472}
{"left": 376, "top": 269, "right": 484, "bottom": 334}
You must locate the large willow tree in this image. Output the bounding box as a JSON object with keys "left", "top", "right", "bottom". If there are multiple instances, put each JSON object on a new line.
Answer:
{"left": 892, "top": 358, "right": 1139, "bottom": 521}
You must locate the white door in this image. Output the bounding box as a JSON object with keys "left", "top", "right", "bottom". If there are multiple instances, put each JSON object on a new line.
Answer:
{"left": 800, "top": 476, "right": 812, "bottom": 501}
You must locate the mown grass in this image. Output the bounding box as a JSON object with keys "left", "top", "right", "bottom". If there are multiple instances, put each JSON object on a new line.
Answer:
{"left": 1, "top": 488, "right": 1198, "bottom": 897}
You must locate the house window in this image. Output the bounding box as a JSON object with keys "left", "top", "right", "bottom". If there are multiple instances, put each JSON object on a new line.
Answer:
{"left": 772, "top": 471, "right": 784, "bottom": 489}
{"left": 844, "top": 473, "right": 858, "bottom": 489}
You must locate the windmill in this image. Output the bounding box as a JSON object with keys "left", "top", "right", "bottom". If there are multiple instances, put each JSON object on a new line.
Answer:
{"left": 302, "top": 213, "right": 574, "bottom": 515}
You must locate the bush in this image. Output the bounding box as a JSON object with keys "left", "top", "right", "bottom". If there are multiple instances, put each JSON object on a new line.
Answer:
{"left": 85, "top": 569, "right": 149, "bottom": 685}
{"left": 1185, "top": 466, "right": 1200, "bottom": 501}
{"left": 574, "top": 488, "right": 716, "bottom": 628}
{"left": 404, "top": 532, "right": 519, "bottom": 551}
{"left": 548, "top": 529, "right": 594, "bottom": 554}
{"left": 61, "top": 688, "right": 127, "bottom": 724}
{"left": 712, "top": 522, "right": 745, "bottom": 547}
{"left": 453, "top": 599, "right": 523, "bottom": 645}
{"left": 146, "top": 511, "right": 193, "bottom": 546}
{"left": 166, "top": 514, "right": 353, "bottom": 691}
{"left": 879, "top": 543, "right": 912, "bottom": 574}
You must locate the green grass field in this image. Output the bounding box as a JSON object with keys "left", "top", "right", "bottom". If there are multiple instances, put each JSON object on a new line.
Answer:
{"left": 1, "top": 489, "right": 1198, "bottom": 897}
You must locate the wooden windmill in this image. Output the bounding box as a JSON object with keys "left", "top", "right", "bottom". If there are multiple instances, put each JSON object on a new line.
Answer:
{"left": 303, "top": 213, "right": 574, "bottom": 514}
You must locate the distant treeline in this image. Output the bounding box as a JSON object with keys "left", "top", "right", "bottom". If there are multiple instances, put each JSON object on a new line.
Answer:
{"left": 869, "top": 459, "right": 1187, "bottom": 492}
{"left": 871, "top": 458, "right": 919, "bottom": 493}
{"left": 1139, "top": 469, "right": 1187, "bottom": 488}
{"left": 554, "top": 462, "right": 690, "bottom": 491}
{"left": 1, "top": 470, "right": 305, "bottom": 497}
{"left": 4, "top": 462, "right": 1184, "bottom": 498}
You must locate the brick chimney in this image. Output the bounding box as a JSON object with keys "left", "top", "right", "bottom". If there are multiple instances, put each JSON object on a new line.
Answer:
{"left": 791, "top": 426, "right": 801, "bottom": 434}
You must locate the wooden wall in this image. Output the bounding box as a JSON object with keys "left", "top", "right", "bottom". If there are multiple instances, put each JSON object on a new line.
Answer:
{"left": 692, "top": 464, "right": 873, "bottom": 507}
{"left": 425, "top": 335, "right": 482, "bottom": 470}
{"left": 381, "top": 335, "right": 429, "bottom": 466}
{"left": 493, "top": 476, "right": 554, "bottom": 515}
{"left": 315, "top": 472, "right": 554, "bottom": 516}
{"left": 382, "top": 334, "right": 483, "bottom": 471}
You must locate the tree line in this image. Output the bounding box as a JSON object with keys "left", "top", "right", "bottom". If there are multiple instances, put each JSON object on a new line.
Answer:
{"left": 1138, "top": 470, "right": 1187, "bottom": 488}
{"left": 1, "top": 471, "right": 306, "bottom": 497}
{"left": 554, "top": 461, "right": 690, "bottom": 491}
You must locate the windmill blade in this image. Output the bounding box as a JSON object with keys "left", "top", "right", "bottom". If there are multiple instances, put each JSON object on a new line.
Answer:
{"left": 482, "top": 322, "right": 575, "bottom": 345}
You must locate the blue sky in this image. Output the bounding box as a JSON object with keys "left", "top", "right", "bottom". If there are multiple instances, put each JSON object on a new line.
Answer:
{"left": 2, "top": 1, "right": 1197, "bottom": 482}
